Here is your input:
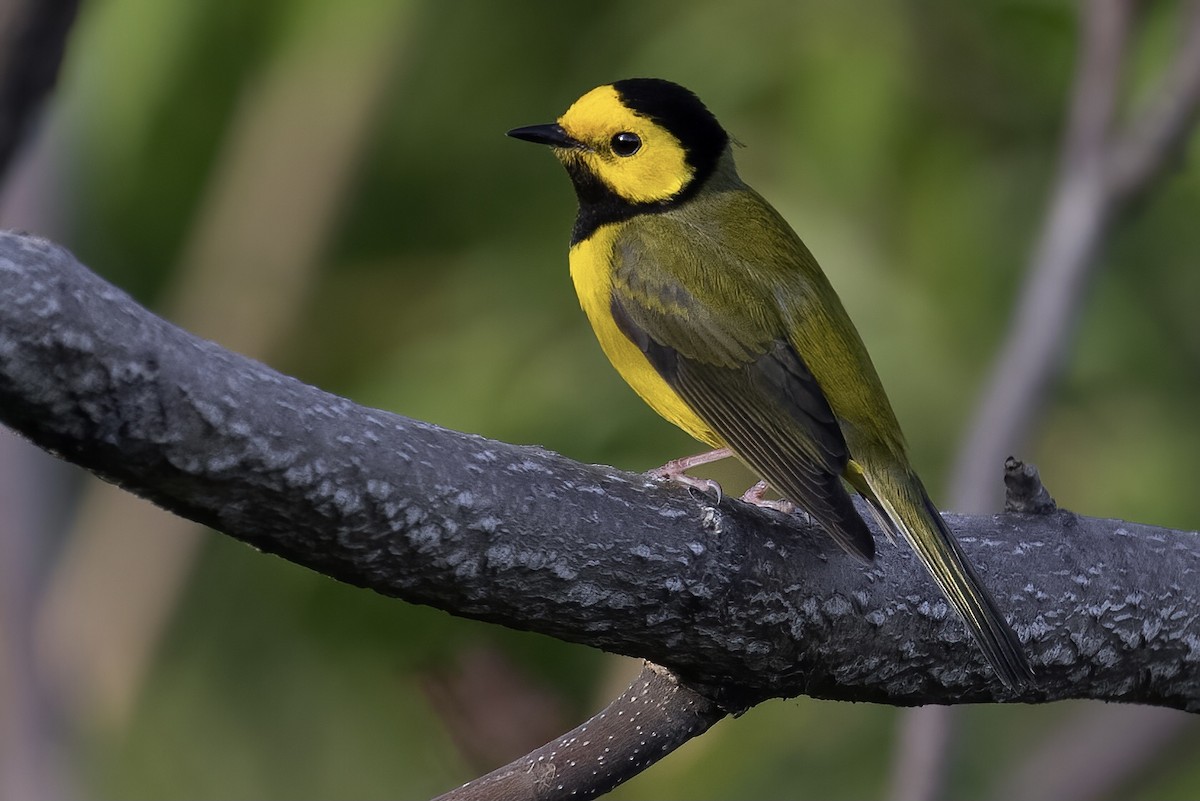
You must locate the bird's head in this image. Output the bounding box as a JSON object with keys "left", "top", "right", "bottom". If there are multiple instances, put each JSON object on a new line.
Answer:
{"left": 508, "top": 78, "right": 730, "bottom": 207}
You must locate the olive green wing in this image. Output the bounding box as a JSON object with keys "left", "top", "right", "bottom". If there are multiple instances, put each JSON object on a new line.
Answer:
{"left": 608, "top": 236, "right": 875, "bottom": 561}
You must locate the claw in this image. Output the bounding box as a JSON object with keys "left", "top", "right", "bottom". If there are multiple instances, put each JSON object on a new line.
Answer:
{"left": 741, "top": 480, "right": 770, "bottom": 503}
{"left": 660, "top": 473, "right": 724, "bottom": 502}
{"left": 647, "top": 447, "right": 732, "bottom": 501}
{"left": 739, "top": 480, "right": 797, "bottom": 514}
{"left": 698, "top": 477, "right": 722, "bottom": 503}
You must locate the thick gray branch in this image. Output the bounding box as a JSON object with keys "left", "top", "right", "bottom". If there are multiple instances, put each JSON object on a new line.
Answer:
{"left": 1, "top": 231, "right": 1199, "bottom": 712}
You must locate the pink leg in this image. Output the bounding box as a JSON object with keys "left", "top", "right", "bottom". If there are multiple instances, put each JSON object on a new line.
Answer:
{"left": 647, "top": 447, "right": 733, "bottom": 500}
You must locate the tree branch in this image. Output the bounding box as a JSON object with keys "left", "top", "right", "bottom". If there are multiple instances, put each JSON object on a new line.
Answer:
{"left": 2, "top": 230, "right": 1198, "bottom": 712}
{"left": 2, "top": 230, "right": 1200, "bottom": 800}
{"left": 434, "top": 662, "right": 725, "bottom": 801}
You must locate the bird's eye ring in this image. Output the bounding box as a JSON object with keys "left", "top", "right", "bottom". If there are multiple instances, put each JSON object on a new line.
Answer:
{"left": 610, "top": 132, "right": 642, "bottom": 157}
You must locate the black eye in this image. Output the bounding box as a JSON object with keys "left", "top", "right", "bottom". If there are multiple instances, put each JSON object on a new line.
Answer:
{"left": 610, "top": 132, "right": 641, "bottom": 157}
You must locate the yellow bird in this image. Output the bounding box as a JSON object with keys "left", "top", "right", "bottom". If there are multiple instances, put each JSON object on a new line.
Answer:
{"left": 509, "top": 78, "right": 1033, "bottom": 690}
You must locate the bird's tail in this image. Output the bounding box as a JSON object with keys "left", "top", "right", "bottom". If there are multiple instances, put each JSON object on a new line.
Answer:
{"left": 859, "top": 467, "right": 1035, "bottom": 692}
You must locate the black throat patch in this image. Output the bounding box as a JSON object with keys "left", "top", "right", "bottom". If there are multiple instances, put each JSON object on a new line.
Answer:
{"left": 567, "top": 162, "right": 715, "bottom": 246}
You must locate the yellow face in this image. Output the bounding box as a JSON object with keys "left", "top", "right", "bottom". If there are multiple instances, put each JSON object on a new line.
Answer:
{"left": 556, "top": 85, "right": 694, "bottom": 205}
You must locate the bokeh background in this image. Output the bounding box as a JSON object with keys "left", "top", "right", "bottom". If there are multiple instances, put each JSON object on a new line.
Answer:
{"left": 2, "top": 0, "right": 1200, "bottom": 799}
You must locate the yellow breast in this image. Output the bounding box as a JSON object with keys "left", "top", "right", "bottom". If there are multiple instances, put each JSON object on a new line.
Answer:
{"left": 568, "top": 224, "right": 723, "bottom": 448}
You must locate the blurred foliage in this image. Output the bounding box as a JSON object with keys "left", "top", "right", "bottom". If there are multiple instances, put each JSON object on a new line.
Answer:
{"left": 13, "top": 0, "right": 1200, "bottom": 797}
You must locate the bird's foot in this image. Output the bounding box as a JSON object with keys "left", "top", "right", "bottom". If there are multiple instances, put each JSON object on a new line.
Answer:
{"left": 740, "top": 480, "right": 797, "bottom": 514}
{"left": 647, "top": 447, "right": 733, "bottom": 501}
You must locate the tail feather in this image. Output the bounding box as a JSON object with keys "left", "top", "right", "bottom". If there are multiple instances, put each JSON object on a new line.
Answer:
{"left": 866, "top": 471, "right": 1035, "bottom": 692}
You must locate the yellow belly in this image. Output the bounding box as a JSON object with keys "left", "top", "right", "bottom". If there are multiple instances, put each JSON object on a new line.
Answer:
{"left": 568, "top": 226, "right": 722, "bottom": 448}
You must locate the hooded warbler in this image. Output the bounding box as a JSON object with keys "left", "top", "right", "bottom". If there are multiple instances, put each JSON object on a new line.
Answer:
{"left": 508, "top": 78, "right": 1033, "bottom": 691}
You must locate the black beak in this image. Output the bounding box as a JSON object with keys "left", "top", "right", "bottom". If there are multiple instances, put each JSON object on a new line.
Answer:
{"left": 506, "top": 123, "right": 580, "bottom": 148}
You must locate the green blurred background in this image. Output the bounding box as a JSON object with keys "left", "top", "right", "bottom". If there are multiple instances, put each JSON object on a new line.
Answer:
{"left": 3, "top": 0, "right": 1200, "bottom": 798}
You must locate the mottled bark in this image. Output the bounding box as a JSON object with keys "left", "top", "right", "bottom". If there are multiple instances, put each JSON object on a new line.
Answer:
{"left": 2, "top": 231, "right": 1197, "bottom": 714}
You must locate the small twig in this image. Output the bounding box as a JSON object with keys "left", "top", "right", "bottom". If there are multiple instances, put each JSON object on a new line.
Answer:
{"left": 434, "top": 662, "right": 726, "bottom": 801}
{"left": 1003, "top": 457, "right": 1057, "bottom": 515}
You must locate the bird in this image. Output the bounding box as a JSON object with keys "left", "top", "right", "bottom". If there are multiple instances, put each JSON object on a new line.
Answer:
{"left": 507, "top": 78, "right": 1034, "bottom": 691}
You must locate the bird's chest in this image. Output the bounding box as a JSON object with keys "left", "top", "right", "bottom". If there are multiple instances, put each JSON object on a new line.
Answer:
{"left": 567, "top": 225, "right": 720, "bottom": 446}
